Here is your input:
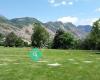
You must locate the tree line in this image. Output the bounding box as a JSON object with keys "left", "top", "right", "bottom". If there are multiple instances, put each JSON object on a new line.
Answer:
{"left": 0, "top": 19, "right": 100, "bottom": 50}
{"left": 0, "top": 32, "right": 29, "bottom": 47}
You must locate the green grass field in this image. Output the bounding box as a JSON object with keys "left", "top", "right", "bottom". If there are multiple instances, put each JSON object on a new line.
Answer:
{"left": 0, "top": 47, "right": 100, "bottom": 80}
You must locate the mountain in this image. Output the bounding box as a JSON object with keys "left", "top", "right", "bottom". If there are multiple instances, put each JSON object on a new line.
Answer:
{"left": 0, "top": 15, "right": 92, "bottom": 43}
{"left": 44, "top": 22, "right": 87, "bottom": 38}
{"left": 0, "top": 15, "right": 11, "bottom": 23}
{"left": 44, "top": 21, "right": 64, "bottom": 32}
{"left": 0, "top": 15, "right": 19, "bottom": 35}
{"left": 0, "top": 16, "right": 54, "bottom": 43}
{"left": 10, "top": 17, "right": 42, "bottom": 28}
{"left": 77, "top": 25, "right": 92, "bottom": 33}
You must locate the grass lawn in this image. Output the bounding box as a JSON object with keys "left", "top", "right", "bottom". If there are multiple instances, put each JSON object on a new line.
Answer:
{"left": 0, "top": 47, "right": 100, "bottom": 80}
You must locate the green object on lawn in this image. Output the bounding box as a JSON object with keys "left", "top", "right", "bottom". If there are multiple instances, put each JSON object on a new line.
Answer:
{"left": 29, "top": 48, "right": 42, "bottom": 62}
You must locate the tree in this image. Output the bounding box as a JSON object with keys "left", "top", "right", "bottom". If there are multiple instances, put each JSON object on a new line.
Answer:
{"left": 82, "top": 19, "right": 100, "bottom": 50}
{"left": 15, "top": 37, "right": 24, "bottom": 47}
{"left": 5, "top": 32, "right": 25, "bottom": 47}
{"left": 0, "top": 33, "right": 4, "bottom": 39}
{"left": 52, "top": 29, "right": 75, "bottom": 49}
{"left": 24, "top": 42, "right": 29, "bottom": 47}
{"left": 81, "top": 37, "right": 93, "bottom": 50}
{"left": 31, "top": 23, "right": 49, "bottom": 48}
{"left": 90, "top": 19, "right": 100, "bottom": 50}
{"left": 52, "top": 29, "right": 65, "bottom": 49}
{"left": 5, "top": 32, "right": 17, "bottom": 47}
{"left": 0, "top": 33, "right": 4, "bottom": 46}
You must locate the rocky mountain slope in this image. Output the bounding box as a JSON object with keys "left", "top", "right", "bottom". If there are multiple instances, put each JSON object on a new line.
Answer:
{"left": 77, "top": 25, "right": 91, "bottom": 33}
{"left": 44, "top": 21, "right": 90, "bottom": 38}
{"left": 0, "top": 15, "right": 92, "bottom": 43}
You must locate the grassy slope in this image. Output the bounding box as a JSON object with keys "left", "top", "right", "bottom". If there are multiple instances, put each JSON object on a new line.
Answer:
{"left": 0, "top": 47, "right": 100, "bottom": 80}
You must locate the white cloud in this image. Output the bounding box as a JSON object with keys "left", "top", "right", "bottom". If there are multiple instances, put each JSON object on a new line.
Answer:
{"left": 57, "top": 16, "right": 98, "bottom": 25}
{"left": 68, "top": 2, "right": 73, "bottom": 5}
{"left": 61, "top": 1, "right": 66, "bottom": 5}
{"left": 48, "top": 0, "right": 91, "bottom": 7}
{"left": 48, "top": 0, "right": 75, "bottom": 7}
{"left": 78, "top": 18, "right": 98, "bottom": 25}
{"left": 49, "top": 0, "right": 55, "bottom": 4}
{"left": 95, "top": 8, "right": 100, "bottom": 12}
{"left": 57, "top": 16, "right": 78, "bottom": 24}
{"left": 53, "top": 1, "right": 67, "bottom": 7}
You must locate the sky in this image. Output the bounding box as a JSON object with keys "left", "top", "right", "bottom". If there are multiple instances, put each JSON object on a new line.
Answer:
{"left": 0, "top": 0, "right": 100, "bottom": 25}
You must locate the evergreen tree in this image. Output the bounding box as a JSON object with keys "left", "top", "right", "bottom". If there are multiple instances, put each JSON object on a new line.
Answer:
{"left": 52, "top": 29, "right": 75, "bottom": 49}
{"left": 52, "top": 29, "right": 65, "bottom": 49}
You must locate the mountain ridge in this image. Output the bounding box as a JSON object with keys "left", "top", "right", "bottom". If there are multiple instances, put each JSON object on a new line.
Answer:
{"left": 0, "top": 16, "right": 92, "bottom": 43}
